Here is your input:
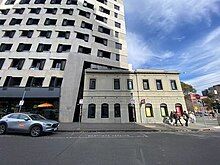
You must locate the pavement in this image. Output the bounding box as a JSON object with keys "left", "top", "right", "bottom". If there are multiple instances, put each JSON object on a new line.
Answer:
{"left": 58, "top": 117, "right": 220, "bottom": 133}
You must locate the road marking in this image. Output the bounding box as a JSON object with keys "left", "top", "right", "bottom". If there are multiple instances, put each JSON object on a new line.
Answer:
{"left": 0, "top": 133, "right": 149, "bottom": 139}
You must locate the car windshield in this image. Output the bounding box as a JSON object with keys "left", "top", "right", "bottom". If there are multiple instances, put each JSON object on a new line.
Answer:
{"left": 29, "top": 114, "right": 46, "bottom": 120}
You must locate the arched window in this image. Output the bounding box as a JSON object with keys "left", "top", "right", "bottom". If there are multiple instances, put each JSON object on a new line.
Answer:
{"left": 160, "top": 103, "right": 168, "bottom": 117}
{"left": 114, "top": 103, "right": 121, "bottom": 118}
{"left": 145, "top": 103, "right": 153, "bottom": 117}
{"left": 175, "top": 103, "right": 183, "bottom": 116}
{"left": 101, "top": 103, "right": 109, "bottom": 118}
{"left": 88, "top": 104, "right": 96, "bottom": 118}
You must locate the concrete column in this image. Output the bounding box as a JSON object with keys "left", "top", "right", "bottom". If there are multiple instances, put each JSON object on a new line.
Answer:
{"left": 59, "top": 55, "right": 84, "bottom": 122}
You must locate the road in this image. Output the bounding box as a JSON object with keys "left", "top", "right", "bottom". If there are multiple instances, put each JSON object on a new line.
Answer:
{"left": 0, "top": 131, "right": 220, "bottom": 165}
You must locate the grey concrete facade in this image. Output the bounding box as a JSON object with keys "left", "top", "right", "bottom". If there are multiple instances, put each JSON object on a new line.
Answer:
{"left": 0, "top": 0, "right": 129, "bottom": 122}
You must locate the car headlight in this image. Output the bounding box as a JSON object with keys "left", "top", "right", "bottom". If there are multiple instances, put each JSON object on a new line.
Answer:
{"left": 43, "top": 123, "right": 52, "bottom": 126}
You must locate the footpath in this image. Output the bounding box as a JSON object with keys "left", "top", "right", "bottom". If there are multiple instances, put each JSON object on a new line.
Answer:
{"left": 58, "top": 121, "right": 220, "bottom": 133}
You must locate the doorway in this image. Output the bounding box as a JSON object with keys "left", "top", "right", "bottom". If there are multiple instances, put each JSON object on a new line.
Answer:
{"left": 175, "top": 103, "right": 183, "bottom": 116}
{"left": 128, "top": 104, "right": 136, "bottom": 122}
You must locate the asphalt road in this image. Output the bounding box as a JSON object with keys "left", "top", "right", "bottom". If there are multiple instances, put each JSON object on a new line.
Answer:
{"left": 0, "top": 131, "right": 220, "bottom": 165}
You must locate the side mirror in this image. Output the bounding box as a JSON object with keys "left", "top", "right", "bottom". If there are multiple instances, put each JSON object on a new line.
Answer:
{"left": 24, "top": 118, "right": 30, "bottom": 121}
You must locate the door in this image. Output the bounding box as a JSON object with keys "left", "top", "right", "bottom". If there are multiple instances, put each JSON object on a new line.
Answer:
{"left": 6, "top": 114, "right": 20, "bottom": 131}
{"left": 16, "top": 114, "right": 32, "bottom": 132}
{"left": 128, "top": 104, "right": 136, "bottom": 122}
{"left": 175, "top": 104, "right": 183, "bottom": 116}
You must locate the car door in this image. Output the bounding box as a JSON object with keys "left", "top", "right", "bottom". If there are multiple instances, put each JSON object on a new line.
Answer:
{"left": 16, "top": 114, "right": 32, "bottom": 133}
{"left": 6, "top": 114, "right": 20, "bottom": 131}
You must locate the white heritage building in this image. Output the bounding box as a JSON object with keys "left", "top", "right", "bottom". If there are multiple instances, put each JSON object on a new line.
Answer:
{"left": 82, "top": 69, "right": 187, "bottom": 123}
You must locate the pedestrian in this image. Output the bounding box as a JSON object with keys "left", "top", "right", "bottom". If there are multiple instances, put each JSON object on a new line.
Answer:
{"left": 169, "top": 111, "right": 174, "bottom": 125}
{"left": 183, "top": 111, "right": 189, "bottom": 127}
{"left": 210, "top": 111, "right": 216, "bottom": 118}
{"left": 189, "top": 112, "right": 196, "bottom": 123}
{"left": 174, "top": 111, "right": 183, "bottom": 126}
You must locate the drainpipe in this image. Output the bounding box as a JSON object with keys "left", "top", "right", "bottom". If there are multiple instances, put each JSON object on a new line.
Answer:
{"left": 135, "top": 71, "right": 142, "bottom": 123}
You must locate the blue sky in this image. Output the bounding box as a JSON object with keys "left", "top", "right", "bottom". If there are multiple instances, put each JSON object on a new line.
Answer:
{"left": 124, "top": 0, "right": 220, "bottom": 92}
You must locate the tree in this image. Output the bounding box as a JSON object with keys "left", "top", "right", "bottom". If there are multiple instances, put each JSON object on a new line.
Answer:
{"left": 181, "top": 82, "right": 197, "bottom": 95}
{"left": 184, "top": 95, "right": 194, "bottom": 112}
{"left": 202, "top": 97, "right": 213, "bottom": 110}
{"left": 181, "top": 82, "right": 197, "bottom": 112}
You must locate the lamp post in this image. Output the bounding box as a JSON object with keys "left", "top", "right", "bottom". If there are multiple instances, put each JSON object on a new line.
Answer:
{"left": 79, "top": 99, "right": 83, "bottom": 123}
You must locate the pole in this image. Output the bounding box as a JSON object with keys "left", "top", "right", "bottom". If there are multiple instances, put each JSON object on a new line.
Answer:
{"left": 135, "top": 72, "right": 142, "bottom": 123}
{"left": 19, "top": 90, "right": 26, "bottom": 112}
{"left": 201, "top": 100, "right": 207, "bottom": 127}
{"left": 79, "top": 104, "right": 82, "bottom": 123}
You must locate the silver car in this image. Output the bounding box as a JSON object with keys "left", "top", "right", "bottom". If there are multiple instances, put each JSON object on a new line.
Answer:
{"left": 0, "top": 113, "right": 59, "bottom": 137}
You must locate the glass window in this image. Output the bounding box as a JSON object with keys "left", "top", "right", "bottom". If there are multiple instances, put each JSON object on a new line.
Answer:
{"left": 160, "top": 104, "right": 168, "bottom": 117}
{"left": 115, "top": 42, "right": 122, "bottom": 49}
{"left": 8, "top": 114, "right": 19, "bottom": 119}
{"left": 143, "top": 79, "right": 150, "bottom": 90}
{"left": 0, "top": 59, "right": 5, "bottom": 69}
{"left": 49, "top": 77, "right": 63, "bottom": 88}
{"left": 156, "top": 80, "right": 163, "bottom": 90}
{"left": 114, "top": 104, "right": 121, "bottom": 118}
{"left": 145, "top": 104, "right": 153, "bottom": 117}
{"left": 88, "top": 104, "right": 96, "bottom": 118}
{"left": 127, "top": 79, "right": 133, "bottom": 90}
{"left": 89, "top": 79, "right": 96, "bottom": 89}
{"left": 171, "top": 80, "right": 178, "bottom": 90}
{"left": 115, "top": 54, "right": 120, "bottom": 61}
{"left": 18, "top": 114, "right": 29, "bottom": 120}
{"left": 29, "top": 114, "right": 45, "bottom": 120}
{"left": 101, "top": 103, "right": 109, "bottom": 118}
{"left": 114, "top": 79, "right": 120, "bottom": 90}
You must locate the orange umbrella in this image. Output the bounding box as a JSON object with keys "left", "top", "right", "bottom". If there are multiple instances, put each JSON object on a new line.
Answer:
{"left": 37, "top": 103, "right": 54, "bottom": 108}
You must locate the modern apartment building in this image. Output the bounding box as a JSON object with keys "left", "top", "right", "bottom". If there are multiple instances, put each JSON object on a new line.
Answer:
{"left": 82, "top": 69, "right": 187, "bottom": 123}
{"left": 0, "top": 0, "right": 128, "bottom": 122}
{"left": 202, "top": 84, "right": 220, "bottom": 101}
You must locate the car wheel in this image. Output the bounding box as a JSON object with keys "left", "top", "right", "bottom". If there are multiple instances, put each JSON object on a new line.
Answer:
{"left": 30, "top": 126, "right": 42, "bottom": 137}
{"left": 0, "top": 123, "right": 6, "bottom": 135}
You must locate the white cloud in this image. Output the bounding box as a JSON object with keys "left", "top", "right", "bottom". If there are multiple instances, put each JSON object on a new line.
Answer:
{"left": 127, "top": 32, "right": 177, "bottom": 68}
{"left": 125, "top": 0, "right": 220, "bottom": 33}
{"left": 125, "top": 0, "right": 220, "bottom": 91}
{"left": 127, "top": 32, "right": 155, "bottom": 68}
{"left": 172, "top": 27, "right": 220, "bottom": 91}
{"left": 127, "top": 27, "right": 220, "bottom": 92}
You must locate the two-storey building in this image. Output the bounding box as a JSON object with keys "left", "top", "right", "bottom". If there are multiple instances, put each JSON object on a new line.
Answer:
{"left": 82, "top": 69, "right": 187, "bottom": 123}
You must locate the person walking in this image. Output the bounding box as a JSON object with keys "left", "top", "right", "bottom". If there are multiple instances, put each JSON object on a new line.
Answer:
{"left": 183, "top": 111, "right": 189, "bottom": 127}
{"left": 174, "top": 111, "right": 183, "bottom": 126}
{"left": 169, "top": 111, "right": 174, "bottom": 125}
{"left": 189, "top": 112, "right": 196, "bottom": 123}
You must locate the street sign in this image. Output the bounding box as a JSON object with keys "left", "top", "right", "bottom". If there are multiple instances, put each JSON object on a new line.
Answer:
{"left": 19, "top": 100, "right": 24, "bottom": 106}
{"left": 140, "top": 99, "right": 145, "bottom": 104}
{"left": 79, "top": 99, "right": 83, "bottom": 105}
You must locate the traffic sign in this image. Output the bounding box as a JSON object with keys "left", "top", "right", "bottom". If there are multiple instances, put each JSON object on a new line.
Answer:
{"left": 79, "top": 99, "right": 83, "bottom": 105}
{"left": 19, "top": 100, "right": 24, "bottom": 106}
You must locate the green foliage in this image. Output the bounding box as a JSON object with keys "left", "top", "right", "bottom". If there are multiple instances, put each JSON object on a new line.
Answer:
{"left": 181, "top": 82, "right": 197, "bottom": 95}
{"left": 184, "top": 95, "right": 194, "bottom": 112}
{"left": 202, "top": 97, "right": 213, "bottom": 110}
